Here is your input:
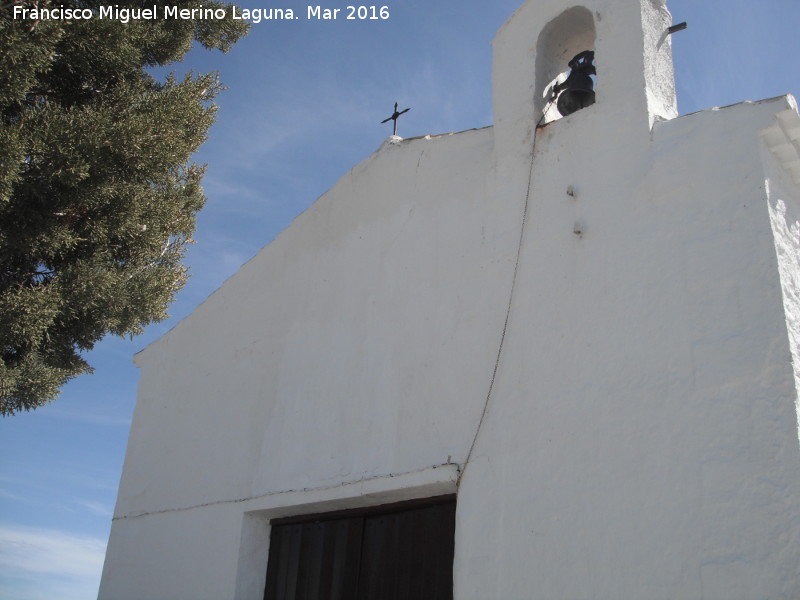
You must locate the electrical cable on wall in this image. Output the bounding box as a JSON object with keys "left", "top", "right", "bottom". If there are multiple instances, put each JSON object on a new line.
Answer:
{"left": 458, "top": 128, "right": 539, "bottom": 486}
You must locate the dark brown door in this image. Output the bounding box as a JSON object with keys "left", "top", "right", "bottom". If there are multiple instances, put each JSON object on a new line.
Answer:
{"left": 264, "top": 498, "right": 456, "bottom": 600}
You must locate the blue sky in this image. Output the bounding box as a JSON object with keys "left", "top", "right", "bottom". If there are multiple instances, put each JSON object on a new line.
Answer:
{"left": 1, "top": 1, "right": 799, "bottom": 598}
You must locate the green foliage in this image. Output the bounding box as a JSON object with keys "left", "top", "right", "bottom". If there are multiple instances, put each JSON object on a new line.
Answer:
{"left": 0, "top": 0, "right": 248, "bottom": 414}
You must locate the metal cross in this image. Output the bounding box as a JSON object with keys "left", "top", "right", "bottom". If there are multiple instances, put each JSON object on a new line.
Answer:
{"left": 381, "top": 102, "right": 410, "bottom": 136}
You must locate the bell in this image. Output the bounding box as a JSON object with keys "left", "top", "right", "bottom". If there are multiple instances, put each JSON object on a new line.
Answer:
{"left": 554, "top": 50, "right": 596, "bottom": 117}
{"left": 556, "top": 72, "right": 595, "bottom": 116}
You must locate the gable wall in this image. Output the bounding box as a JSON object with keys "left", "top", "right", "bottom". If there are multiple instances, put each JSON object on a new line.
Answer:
{"left": 100, "top": 0, "right": 800, "bottom": 597}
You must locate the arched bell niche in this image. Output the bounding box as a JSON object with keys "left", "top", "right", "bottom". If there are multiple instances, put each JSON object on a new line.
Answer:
{"left": 535, "top": 6, "right": 596, "bottom": 125}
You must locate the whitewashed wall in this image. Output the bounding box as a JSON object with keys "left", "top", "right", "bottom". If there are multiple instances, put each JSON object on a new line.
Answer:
{"left": 100, "top": 0, "right": 800, "bottom": 598}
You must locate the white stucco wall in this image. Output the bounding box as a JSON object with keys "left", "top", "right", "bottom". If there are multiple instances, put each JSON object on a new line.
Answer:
{"left": 454, "top": 97, "right": 800, "bottom": 600}
{"left": 108, "top": 124, "right": 516, "bottom": 517}
{"left": 101, "top": 123, "right": 523, "bottom": 599}
{"left": 764, "top": 101, "right": 800, "bottom": 429}
{"left": 100, "top": 1, "right": 800, "bottom": 598}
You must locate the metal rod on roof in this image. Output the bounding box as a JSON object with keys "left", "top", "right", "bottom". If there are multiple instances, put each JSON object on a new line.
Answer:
{"left": 667, "top": 22, "right": 688, "bottom": 35}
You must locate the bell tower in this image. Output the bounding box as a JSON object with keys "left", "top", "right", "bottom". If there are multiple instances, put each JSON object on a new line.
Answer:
{"left": 492, "top": 0, "right": 678, "bottom": 162}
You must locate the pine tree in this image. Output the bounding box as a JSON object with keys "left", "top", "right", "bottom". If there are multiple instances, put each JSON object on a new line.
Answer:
{"left": 0, "top": 0, "right": 248, "bottom": 414}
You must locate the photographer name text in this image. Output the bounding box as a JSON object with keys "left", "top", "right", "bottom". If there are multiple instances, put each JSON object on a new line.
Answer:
{"left": 13, "top": 4, "right": 391, "bottom": 23}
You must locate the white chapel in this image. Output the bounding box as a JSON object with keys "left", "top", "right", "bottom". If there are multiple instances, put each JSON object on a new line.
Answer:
{"left": 100, "top": 0, "right": 800, "bottom": 598}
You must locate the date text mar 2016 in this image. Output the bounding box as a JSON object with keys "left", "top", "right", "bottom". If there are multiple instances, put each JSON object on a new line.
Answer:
{"left": 307, "top": 5, "right": 390, "bottom": 20}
